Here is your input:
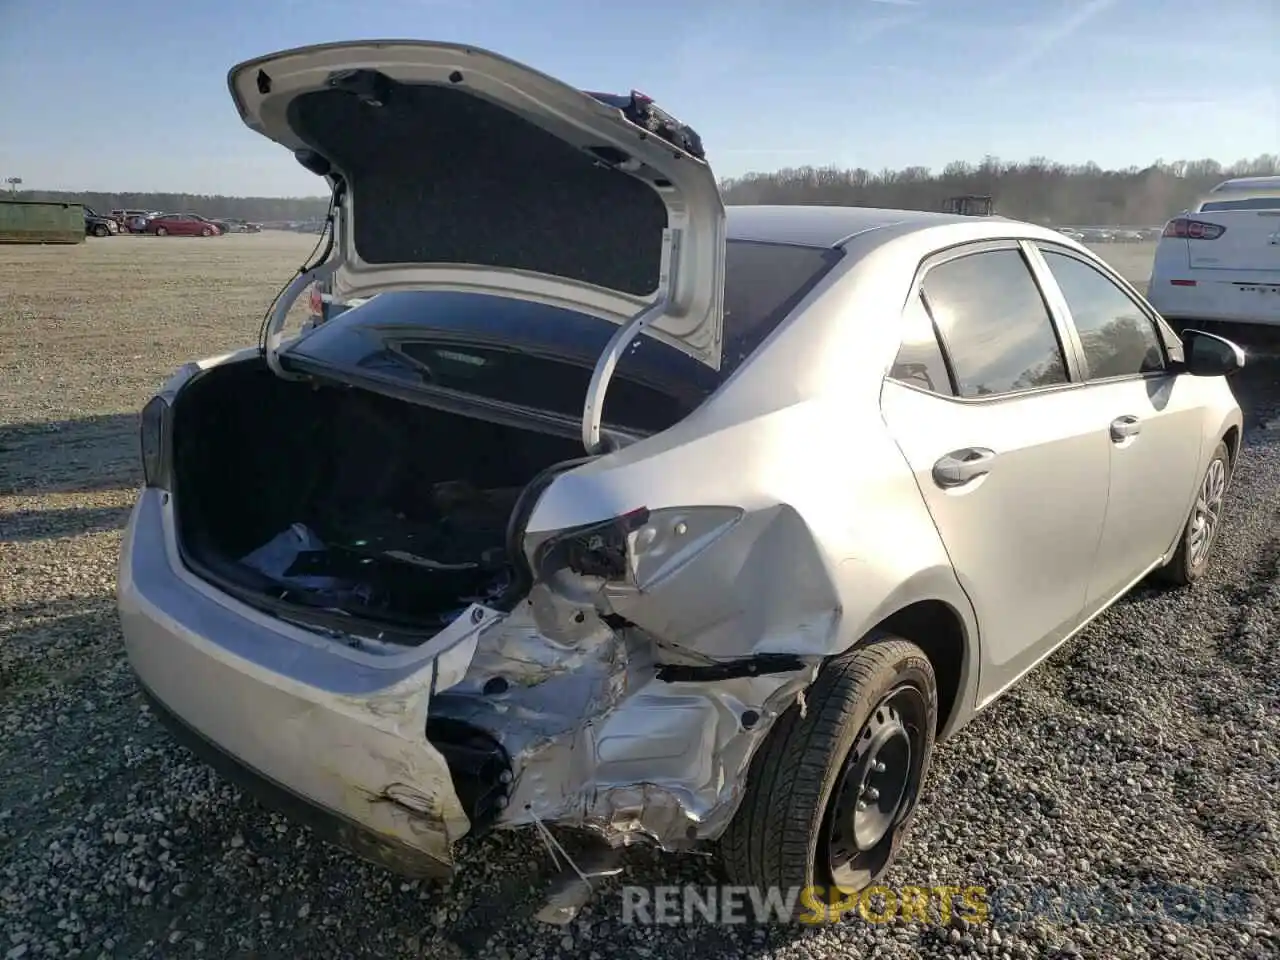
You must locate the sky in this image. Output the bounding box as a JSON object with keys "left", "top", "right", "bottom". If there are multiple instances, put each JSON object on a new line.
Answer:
{"left": 0, "top": 0, "right": 1276, "bottom": 197}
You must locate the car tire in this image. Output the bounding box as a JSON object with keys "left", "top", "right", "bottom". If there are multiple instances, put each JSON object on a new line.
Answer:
{"left": 1152, "top": 440, "right": 1231, "bottom": 587}
{"left": 719, "top": 637, "right": 937, "bottom": 916}
{"left": 93, "top": 224, "right": 109, "bottom": 238}
{"left": 201, "top": 227, "right": 212, "bottom": 237}
{"left": 155, "top": 227, "right": 168, "bottom": 237}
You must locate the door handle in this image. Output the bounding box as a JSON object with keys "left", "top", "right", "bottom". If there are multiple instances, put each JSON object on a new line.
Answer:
{"left": 932, "top": 447, "right": 997, "bottom": 488}
{"left": 1110, "top": 415, "right": 1142, "bottom": 442}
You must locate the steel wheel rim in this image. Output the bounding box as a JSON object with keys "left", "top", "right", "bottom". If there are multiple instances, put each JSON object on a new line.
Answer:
{"left": 824, "top": 683, "right": 929, "bottom": 892}
{"left": 1188, "top": 457, "right": 1226, "bottom": 567}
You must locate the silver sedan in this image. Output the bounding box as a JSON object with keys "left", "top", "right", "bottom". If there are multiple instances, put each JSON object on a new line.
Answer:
{"left": 118, "top": 40, "right": 1246, "bottom": 921}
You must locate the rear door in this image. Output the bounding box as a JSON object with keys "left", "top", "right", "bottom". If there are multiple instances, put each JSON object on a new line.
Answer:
{"left": 879, "top": 242, "right": 1112, "bottom": 702}
{"left": 1029, "top": 243, "right": 1203, "bottom": 608}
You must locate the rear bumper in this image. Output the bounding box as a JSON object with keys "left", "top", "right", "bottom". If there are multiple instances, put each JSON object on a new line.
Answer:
{"left": 117, "top": 489, "right": 490, "bottom": 876}
{"left": 1148, "top": 276, "right": 1280, "bottom": 326}
{"left": 139, "top": 680, "right": 452, "bottom": 878}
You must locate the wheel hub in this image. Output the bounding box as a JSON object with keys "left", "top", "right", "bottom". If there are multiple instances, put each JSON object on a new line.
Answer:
{"left": 849, "top": 724, "right": 911, "bottom": 851}
{"left": 826, "top": 687, "right": 927, "bottom": 885}
{"left": 1188, "top": 457, "right": 1226, "bottom": 567}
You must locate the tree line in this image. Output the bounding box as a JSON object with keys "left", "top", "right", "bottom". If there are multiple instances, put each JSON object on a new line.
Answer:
{"left": 720, "top": 155, "right": 1280, "bottom": 225}
{"left": 7, "top": 154, "right": 1278, "bottom": 227}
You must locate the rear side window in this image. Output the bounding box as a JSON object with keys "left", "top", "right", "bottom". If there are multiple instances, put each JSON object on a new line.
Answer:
{"left": 1039, "top": 250, "right": 1165, "bottom": 379}
{"left": 922, "top": 249, "right": 1069, "bottom": 398}
{"left": 890, "top": 292, "right": 954, "bottom": 395}
{"left": 1199, "top": 197, "right": 1280, "bottom": 211}
{"left": 721, "top": 240, "right": 844, "bottom": 372}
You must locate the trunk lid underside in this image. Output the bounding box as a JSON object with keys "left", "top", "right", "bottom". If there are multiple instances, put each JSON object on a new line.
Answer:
{"left": 227, "top": 40, "right": 728, "bottom": 370}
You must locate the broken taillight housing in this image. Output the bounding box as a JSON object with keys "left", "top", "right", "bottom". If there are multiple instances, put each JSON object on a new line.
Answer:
{"left": 534, "top": 506, "right": 744, "bottom": 595}
{"left": 140, "top": 395, "right": 173, "bottom": 490}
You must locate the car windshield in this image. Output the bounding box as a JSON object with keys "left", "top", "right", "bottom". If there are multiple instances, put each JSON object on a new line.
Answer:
{"left": 284, "top": 239, "right": 842, "bottom": 432}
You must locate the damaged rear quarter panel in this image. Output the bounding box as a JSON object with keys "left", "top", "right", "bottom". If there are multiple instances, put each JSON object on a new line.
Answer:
{"left": 443, "top": 262, "right": 979, "bottom": 846}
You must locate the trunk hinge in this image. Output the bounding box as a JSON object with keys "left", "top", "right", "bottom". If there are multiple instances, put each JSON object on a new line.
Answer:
{"left": 264, "top": 258, "right": 341, "bottom": 380}
{"left": 264, "top": 181, "right": 347, "bottom": 381}
{"left": 580, "top": 231, "right": 681, "bottom": 455}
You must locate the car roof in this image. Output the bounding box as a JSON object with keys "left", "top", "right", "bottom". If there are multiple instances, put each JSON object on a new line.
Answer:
{"left": 725, "top": 204, "right": 984, "bottom": 248}
{"left": 1208, "top": 176, "right": 1280, "bottom": 193}
{"left": 721, "top": 203, "right": 1079, "bottom": 255}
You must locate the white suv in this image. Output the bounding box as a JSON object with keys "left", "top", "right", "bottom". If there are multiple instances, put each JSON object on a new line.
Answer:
{"left": 1148, "top": 175, "right": 1280, "bottom": 328}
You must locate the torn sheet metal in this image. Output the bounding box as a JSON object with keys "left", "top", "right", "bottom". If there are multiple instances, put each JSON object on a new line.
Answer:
{"left": 430, "top": 591, "right": 820, "bottom": 849}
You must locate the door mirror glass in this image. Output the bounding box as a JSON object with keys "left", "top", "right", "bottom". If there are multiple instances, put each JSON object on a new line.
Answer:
{"left": 1181, "top": 329, "right": 1245, "bottom": 377}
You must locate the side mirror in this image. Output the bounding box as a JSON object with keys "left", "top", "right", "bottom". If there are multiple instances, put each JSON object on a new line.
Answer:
{"left": 1180, "top": 329, "right": 1245, "bottom": 377}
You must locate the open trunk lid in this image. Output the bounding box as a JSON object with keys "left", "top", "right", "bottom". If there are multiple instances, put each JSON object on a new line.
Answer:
{"left": 227, "top": 40, "right": 727, "bottom": 370}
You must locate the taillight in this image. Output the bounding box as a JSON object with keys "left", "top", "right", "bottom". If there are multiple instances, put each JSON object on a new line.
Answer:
{"left": 533, "top": 506, "right": 744, "bottom": 596}
{"left": 1163, "top": 218, "right": 1226, "bottom": 240}
{"left": 140, "top": 395, "right": 173, "bottom": 490}
{"left": 307, "top": 284, "right": 324, "bottom": 317}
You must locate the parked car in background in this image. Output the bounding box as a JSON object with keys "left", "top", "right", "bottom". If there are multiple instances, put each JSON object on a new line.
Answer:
{"left": 191, "top": 214, "right": 233, "bottom": 234}
{"left": 83, "top": 206, "right": 119, "bottom": 237}
{"left": 111, "top": 209, "right": 152, "bottom": 232}
{"left": 303, "top": 276, "right": 366, "bottom": 329}
{"left": 148, "top": 213, "right": 222, "bottom": 237}
{"left": 119, "top": 39, "right": 1247, "bottom": 922}
{"left": 218, "top": 218, "right": 264, "bottom": 234}
{"left": 1148, "top": 175, "right": 1280, "bottom": 329}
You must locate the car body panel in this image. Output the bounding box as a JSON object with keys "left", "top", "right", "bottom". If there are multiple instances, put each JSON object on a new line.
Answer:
{"left": 227, "top": 40, "right": 727, "bottom": 369}
{"left": 880, "top": 380, "right": 1112, "bottom": 697}
{"left": 118, "top": 489, "right": 485, "bottom": 871}
{"left": 120, "top": 202, "right": 1244, "bottom": 874}
{"left": 1079, "top": 374, "right": 1206, "bottom": 605}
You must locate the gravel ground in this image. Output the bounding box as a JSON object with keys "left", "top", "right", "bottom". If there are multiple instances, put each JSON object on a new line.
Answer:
{"left": 1, "top": 233, "right": 1278, "bottom": 960}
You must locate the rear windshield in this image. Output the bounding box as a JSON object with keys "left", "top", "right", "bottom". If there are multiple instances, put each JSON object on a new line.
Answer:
{"left": 1198, "top": 197, "right": 1280, "bottom": 212}
{"left": 286, "top": 239, "right": 842, "bottom": 432}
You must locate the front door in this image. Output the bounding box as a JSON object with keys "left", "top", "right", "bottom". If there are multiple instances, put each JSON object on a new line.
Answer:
{"left": 1031, "top": 245, "right": 1204, "bottom": 608}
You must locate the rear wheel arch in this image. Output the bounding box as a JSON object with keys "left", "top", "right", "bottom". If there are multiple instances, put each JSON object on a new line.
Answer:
{"left": 863, "top": 599, "right": 971, "bottom": 739}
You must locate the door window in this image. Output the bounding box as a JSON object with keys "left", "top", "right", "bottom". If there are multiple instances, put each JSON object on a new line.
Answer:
{"left": 1039, "top": 250, "right": 1165, "bottom": 380}
{"left": 922, "top": 248, "right": 1069, "bottom": 398}
{"left": 890, "top": 291, "right": 954, "bottom": 395}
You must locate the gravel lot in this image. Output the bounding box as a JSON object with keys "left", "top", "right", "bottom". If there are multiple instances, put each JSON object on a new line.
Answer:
{"left": 2, "top": 233, "right": 1278, "bottom": 960}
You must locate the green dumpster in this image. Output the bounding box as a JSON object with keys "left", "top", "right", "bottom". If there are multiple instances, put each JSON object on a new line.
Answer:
{"left": 0, "top": 200, "right": 86, "bottom": 244}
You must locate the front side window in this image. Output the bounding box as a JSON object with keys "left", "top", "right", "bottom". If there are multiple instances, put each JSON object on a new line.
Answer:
{"left": 1040, "top": 250, "right": 1164, "bottom": 380}
{"left": 922, "top": 248, "right": 1069, "bottom": 398}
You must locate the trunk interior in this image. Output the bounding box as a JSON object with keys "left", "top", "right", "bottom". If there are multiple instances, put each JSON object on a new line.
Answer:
{"left": 171, "top": 357, "right": 587, "bottom": 640}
